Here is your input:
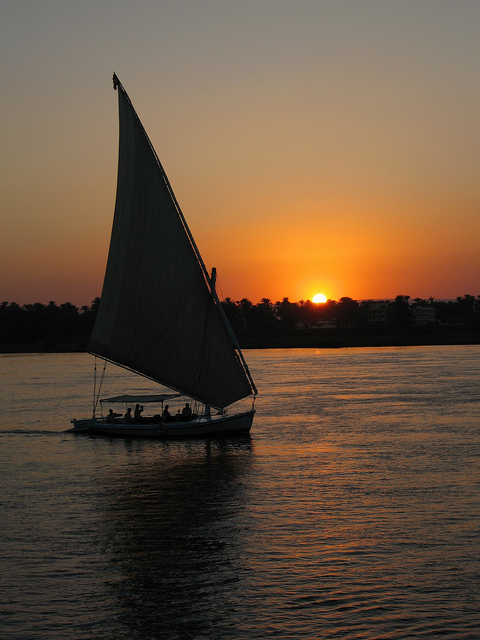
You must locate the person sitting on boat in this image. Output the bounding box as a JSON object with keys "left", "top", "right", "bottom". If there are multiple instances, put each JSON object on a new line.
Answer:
{"left": 134, "top": 404, "right": 144, "bottom": 422}
{"left": 106, "top": 409, "right": 121, "bottom": 423}
{"left": 182, "top": 403, "right": 192, "bottom": 421}
{"left": 162, "top": 405, "right": 172, "bottom": 421}
{"left": 124, "top": 407, "right": 132, "bottom": 423}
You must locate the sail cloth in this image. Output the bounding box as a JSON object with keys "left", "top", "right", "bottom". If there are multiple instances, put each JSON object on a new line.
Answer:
{"left": 89, "top": 78, "right": 254, "bottom": 409}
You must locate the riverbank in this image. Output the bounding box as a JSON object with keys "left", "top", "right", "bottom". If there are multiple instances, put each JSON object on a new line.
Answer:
{"left": 1, "top": 326, "right": 479, "bottom": 353}
{"left": 240, "top": 332, "right": 480, "bottom": 349}
{"left": 241, "top": 324, "right": 480, "bottom": 349}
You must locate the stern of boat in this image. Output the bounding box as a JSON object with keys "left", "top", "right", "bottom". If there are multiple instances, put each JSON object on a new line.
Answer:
{"left": 67, "top": 418, "right": 95, "bottom": 433}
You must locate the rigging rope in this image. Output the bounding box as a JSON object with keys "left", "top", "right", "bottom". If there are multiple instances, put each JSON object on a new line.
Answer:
{"left": 92, "top": 357, "right": 107, "bottom": 417}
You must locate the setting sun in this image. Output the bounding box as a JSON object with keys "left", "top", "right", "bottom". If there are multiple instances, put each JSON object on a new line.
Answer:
{"left": 312, "top": 293, "right": 327, "bottom": 304}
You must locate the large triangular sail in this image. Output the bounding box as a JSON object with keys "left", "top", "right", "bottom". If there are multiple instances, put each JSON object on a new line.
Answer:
{"left": 88, "top": 75, "right": 256, "bottom": 409}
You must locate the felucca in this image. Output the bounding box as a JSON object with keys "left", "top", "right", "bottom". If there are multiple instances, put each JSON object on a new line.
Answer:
{"left": 70, "top": 74, "right": 257, "bottom": 438}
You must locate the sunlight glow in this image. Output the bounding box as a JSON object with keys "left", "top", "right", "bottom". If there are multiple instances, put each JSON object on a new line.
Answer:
{"left": 313, "top": 293, "right": 327, "bottom": 304}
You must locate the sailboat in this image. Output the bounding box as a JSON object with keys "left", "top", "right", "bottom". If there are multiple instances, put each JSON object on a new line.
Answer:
{"left": 70, "top": 74, "right": 257, "bottom": 438}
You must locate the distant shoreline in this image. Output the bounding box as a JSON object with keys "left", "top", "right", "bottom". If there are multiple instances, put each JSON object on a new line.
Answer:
{"left": 1, "top": 327, "right": 479, "bottom": 354}
{"left": 239, "top": 332, "right": 480, "bottom": 350}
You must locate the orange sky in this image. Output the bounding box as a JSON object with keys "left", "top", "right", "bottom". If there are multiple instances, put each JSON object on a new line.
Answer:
{"left": 1, "top": 2, "right": 479, "bottom": 306}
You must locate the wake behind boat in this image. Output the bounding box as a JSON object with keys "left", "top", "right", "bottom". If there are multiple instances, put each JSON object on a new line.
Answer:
{"left": 69, "top": 74, "right": 257, "bottom": 438}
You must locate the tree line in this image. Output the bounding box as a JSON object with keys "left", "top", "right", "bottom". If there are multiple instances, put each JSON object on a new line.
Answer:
{"left": 0, "top": 298, "right": 100, "bottom": 351}
{"left": 222, "top": 294, "right": 480, "bottom": 339}
{"left": 0, "top": 294, "right": 479, "bottom": 351}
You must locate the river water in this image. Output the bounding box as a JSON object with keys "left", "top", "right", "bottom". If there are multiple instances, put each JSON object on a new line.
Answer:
{"left": 1, "top": 346, "right": 479, "bottom": 639}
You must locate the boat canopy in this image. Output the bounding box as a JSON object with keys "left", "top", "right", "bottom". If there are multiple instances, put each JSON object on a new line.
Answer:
{"left": 88, "top": 75, "right": 256, "bottom": 410}
{"left": 100, "top": 393, "right": 181, "bottom": 404}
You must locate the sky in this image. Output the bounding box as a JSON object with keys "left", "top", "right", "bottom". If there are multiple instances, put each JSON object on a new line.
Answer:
{"left": 1, "top": 1, "right": 479, "bottom": 306}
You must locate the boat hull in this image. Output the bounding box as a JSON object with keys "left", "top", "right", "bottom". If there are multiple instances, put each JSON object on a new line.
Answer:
{"left": 69, "top": 410, "right": 254, "bottom": 438}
